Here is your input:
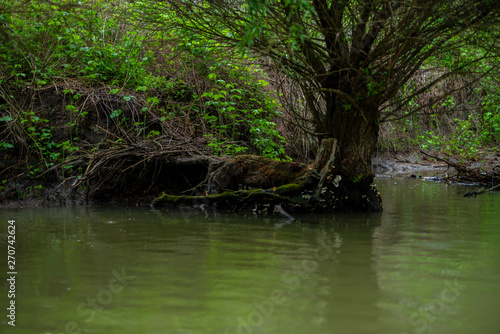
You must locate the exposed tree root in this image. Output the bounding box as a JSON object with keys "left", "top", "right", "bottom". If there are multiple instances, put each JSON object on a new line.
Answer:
{"left": 152, "top": 139, "right": 383, "bottom": 213}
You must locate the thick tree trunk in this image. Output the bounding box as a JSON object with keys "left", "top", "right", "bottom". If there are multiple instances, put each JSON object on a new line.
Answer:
{"left": 328, "top": 106, "right": 379, "bottom": 181}
{"left": 316, "top": 102, "right": 382, "bottom": 212}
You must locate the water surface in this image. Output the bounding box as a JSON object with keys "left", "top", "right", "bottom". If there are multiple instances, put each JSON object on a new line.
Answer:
{"left": 1, "top": 177, "right": 499, "bottom": 334}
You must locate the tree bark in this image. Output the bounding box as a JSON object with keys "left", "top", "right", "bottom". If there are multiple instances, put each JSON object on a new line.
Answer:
{"left": 312, "top": 136, "right": 382, "bottom": 213}
{"left": 324, "top": 100, "right": 380, "bottom": 182}
{"left": 315, "top": 100, "right": 383, "bottom": 212}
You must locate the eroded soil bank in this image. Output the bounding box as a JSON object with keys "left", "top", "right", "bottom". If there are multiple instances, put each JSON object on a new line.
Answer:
{"left": 0, "top": 139, "right": 382, "bottom": 213}
{"left": 4, "top": 148, "right": 499, "bottom": 211}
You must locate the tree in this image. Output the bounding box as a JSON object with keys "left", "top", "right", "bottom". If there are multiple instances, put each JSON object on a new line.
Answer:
{"left": 140, "top": 0, "right": 500, "bottom": 211}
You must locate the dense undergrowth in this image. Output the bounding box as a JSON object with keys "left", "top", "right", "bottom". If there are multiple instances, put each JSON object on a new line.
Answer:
{"left": 379, "top": 76, "right": 500, "bottom": 161}
{"left": 1, "top": 0, "right": 500, "bottom": 198}
{"left": 0, "top": 1, "right": 288, "bottom": 187}
{"left": 379, "top": 58, "right": 500, "bottom": 161}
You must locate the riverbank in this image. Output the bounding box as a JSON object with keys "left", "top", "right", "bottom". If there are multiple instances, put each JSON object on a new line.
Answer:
{"left": 2, "top": 1, "right": 500, "bottom": 211}
{"left": 2, "top": 148, "right": 498, "bottom": 209}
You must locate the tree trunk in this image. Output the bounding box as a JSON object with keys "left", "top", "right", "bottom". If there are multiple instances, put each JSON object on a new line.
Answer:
{"left": 328, "top": 105, "right": 379, "bottom": 181}
{"left": 317, "top": 102, "right": 382, "bottom": 212}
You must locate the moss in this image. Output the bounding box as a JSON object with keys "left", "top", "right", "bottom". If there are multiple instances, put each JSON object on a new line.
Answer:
{"left": 273, "top": 181, "right": 305, "bottom": 195}
{"left": 151, "top": 193, "right": 180, "bottom": 205}
{"left": 152, "top": 188, "right": 289, "bottom": 207}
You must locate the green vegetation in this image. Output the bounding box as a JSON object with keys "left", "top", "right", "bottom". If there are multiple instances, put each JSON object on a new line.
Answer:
{"left": 150, "top": 0, "right": 500, "bottom": 183}
{"left": 379, "top": 110, "right": 500, "bottom": 160}
{"left": 0, "top": 0, "right": 289, "bottom": 185}
{"left": 379, "top": 33, "right": 500, "bottom": 159}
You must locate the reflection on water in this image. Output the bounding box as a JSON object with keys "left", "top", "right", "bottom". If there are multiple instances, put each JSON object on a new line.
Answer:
{"left": 0, "top": 177, "right": 499, "bottom": 334}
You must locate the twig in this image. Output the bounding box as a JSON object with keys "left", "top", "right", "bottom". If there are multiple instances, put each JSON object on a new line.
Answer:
{"left": 464, "top": 183, "right": 500, "bottom": 197}
{"left": 420, "top": 150, "right": 467, "bottom": 172}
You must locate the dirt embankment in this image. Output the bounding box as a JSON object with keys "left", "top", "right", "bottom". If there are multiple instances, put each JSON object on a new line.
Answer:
{"left": 2, "top": 150, "right": 498, "bottom": 209}
{"left": 1, "top": 135, "right": 382, "bottom": 213}
{"left": 373, "top": 153, "right": 455, "bottom": 175}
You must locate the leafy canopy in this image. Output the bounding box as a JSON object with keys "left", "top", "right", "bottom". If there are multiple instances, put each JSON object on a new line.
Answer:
{"left": 146, "top": 0, "right": 500, "bottom": 137}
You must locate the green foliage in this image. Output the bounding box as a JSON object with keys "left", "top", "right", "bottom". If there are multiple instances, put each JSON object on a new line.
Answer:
{"left": 15, "top": 110, "right": 77, "bottom": 172}
{"left": 479, "top": 89, "right": 500, "bottom": 144}
{"left": 0, "top": 0, "right": 290, "bottom": 162}
{"left": 419, "top": 116, "right": 482, "bottom": 159}
{"left": 483, "top": 110, "right": 500, "bottom": 142}
{"left": 166, "top": 28, "right": 289, "bottom": 159}
{"left": 380, "top": 112, "right": 490, "bottom": 160}
{"left": 200, "top": 70, "right": 287, "bottom": 159}
{"left": 17, "top": 110, "right": 58, "bottom": 168}
{"left": 0, "top": 99, "right": 81, "bottom": 178}
{"left": 0, "top": 0, "right": 154, "bottom": 87}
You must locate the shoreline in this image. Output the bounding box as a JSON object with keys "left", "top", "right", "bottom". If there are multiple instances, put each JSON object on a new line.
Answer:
{"left": 1, "top": 151, "right": 498, "bottom": 209}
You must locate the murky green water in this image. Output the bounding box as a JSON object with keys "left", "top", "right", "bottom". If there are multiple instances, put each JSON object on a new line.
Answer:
{"left": 1, "top": 177, "right": 500, "bottom": 334}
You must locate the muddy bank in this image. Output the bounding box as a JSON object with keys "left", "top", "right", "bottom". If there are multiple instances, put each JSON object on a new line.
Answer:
{"left": 373, "top": 154, "right": 454, "bottom": 176}
{"left": 0, "top": 83, "right": 208, "bottom": 208}
{"left": 3, "top": 148, "right": 498, "bottom": 209}
{"left": 0, "top": 139, "right": 383, "bottom": 214}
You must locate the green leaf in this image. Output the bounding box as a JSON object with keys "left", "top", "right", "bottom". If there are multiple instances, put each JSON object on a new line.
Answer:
{"left": 110, "top": 110, "right": 122, "bottom": 118}
{"left": 146, "top": 97, "right": 159, "bottom": 104}
{"left": 0, "top": 116, "right": 13, "bottom": 122}
{"left": 0, "top": 142, "right": 14, "bottom": 149}
{"left": 258, "top": 80, "right": 269, "bottom": 87}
